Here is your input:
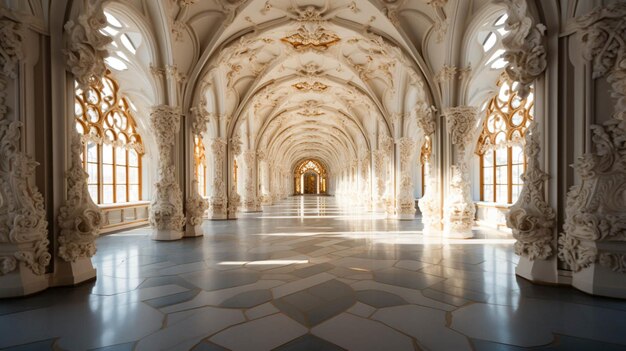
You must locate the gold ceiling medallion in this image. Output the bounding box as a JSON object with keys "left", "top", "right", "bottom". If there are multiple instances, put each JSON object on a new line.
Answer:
{"left": 293, "top": 81, "right": 329, "bottom": 92}
{"left": 281, "top": 24, "right": 341, "bottom": 50}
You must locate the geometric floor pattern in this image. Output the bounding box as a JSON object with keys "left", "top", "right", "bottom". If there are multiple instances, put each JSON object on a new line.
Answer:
{"left": 1, "top": 196, "right": 626, "bottom": 350}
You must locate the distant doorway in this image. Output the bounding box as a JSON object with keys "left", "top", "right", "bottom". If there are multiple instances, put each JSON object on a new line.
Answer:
{"left": 293, "top": 159, "right": 327, "bottom": 195}
{"left": 303, "top": 172, "right": 319, "bottom": 194}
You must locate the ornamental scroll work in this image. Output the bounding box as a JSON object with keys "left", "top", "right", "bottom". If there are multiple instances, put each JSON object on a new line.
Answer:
{"left": 149, "top": 106, "right": 186, "bottom": 232}
{"left": 63, "top": 0, "right": 112, "bottom": 91}
{"left": 0, "top": 18, "right": 50, "bottom": 276}
{"left": 559, "top": 3, "right": 626, "bottom": 273}
{"left": 506, "top": 122, "right": 555, "bottom": 260}
{"left": 187, "top": 104, "right": 210, "bottom": 227}
{"left": 494, "top": 0, "right": 547, "bottom": 99}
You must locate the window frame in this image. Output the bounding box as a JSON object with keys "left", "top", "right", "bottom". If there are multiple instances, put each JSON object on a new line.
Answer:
{"left": 477, "top": 76, "right": 533, "bottom": 205}
{"left": 75, "top": 70, "right": 145, "bottom": 205}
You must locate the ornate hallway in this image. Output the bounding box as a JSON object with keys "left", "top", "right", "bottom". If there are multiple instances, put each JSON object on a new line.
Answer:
{"left": 1, "top": 197, "right": 625, "bottom": 350}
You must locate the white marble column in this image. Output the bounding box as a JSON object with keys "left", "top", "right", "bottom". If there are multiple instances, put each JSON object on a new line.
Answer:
{"left": 360, "top": 153, "right": 371, "bottom": 210}
{"left": 208, "top": 137, "right": 227, "bottom": 220}
{"left": 149, "top": 106, "right": 186, "bottom": 240}
{"left": 54, "top": 0, "right": 110, "bottom": 286}
{"left": 397, "top": 137, "right": 416, "bottom": 220}
{"left": 185, "top": 105, "right": 210, "bottom": 236}
{"left": 443, "top": 106, "right": 477, "bottom": 238}
{"left": 227, "top": 134, "right": 242, "bottom": 219}
{"left": 242, "top": 150, "right": 260, "bottom": 212}
{"left": 258, "top": 151, "right": 272, "bottom": 205}
{"left": 415, "top": 104, "right": 441, "bottom": 232}
{"left": 372, "top": 150, "right": 386, "bottom": 211}
{"left": 418, "top": 138, "right": 442, "bottom": 233}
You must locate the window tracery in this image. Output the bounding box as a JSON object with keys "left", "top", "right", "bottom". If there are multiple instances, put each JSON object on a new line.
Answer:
{"left": 75, "top": 70, "right": 144, "bottom": 204}
{"left": 479, "top": 14, "right": 509, "bottom": 70}
{"left": 476, "top": 76, "right": 533, "bottom": 204}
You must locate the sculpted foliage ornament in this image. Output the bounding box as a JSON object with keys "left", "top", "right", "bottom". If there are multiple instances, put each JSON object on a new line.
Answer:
{"left": 0, "top": 17, "right": 50, "bottom": 276}
{"left": 186, "top": 180, "right": 208, "bottom": 226}
{"left": 397, "top": 137, "right": 416, "bottom": 216}
{"left": 149, "top": 106, "right": 186, "bottom": 232}
{"left": 190, "top": 104, "right": 211, "bottom": 136}
{"left": 0, "top": 119, "right": 50, "bottom": 276}
{"left": 578, "top": 3, "right": 626, "bottom": 120}
{"left": 444, "top": 106, "right": 478, "bottom": 155}
{"left": 506, "top": 122, "right": 555, "bottom": 260}
{"left": 57, "top": 132, "right": 104, "bottom": 262}
{"left": 0, "top": 19, "right": 24, "bottom": 79}
{"left": 64, "top": 0, "right": 112, "bottom": 91}
{"left": 209, "top": 138, "right": 227, "bottom": 217}
{"left": 444, "top": 107, "right": 478, "bottom": 235}
{"left": 414, "top": 102, "right": 436, "bottom": 136}
{"left": 444, "top": 165, "right": 475, "bottom": 233}
{"left": 559, "top": 3, "right": 626, "bottom": 272}
{"left": 494, "top": 0, "right": 547, "bottom": 99}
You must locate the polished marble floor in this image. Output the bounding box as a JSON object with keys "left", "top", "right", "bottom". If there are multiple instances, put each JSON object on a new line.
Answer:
{"left": 2, "top": 196, "right": 626, "bottom": 351}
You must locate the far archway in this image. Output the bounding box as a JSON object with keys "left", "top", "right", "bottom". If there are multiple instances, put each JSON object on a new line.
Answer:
{"left": 294, "top": 159, "right": 328, "bottom": 195}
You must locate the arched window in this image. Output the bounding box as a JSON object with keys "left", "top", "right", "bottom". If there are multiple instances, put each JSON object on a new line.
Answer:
{"left": 476, "top": 76, "right": 533, "bottom": 204}
{"left": 75, "top": 70, "right": 145, "bottom": 204}
{"left": 194, "top": 136, "right": 207, "bottom": 197}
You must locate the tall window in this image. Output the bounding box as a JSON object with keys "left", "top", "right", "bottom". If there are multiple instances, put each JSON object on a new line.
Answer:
{"left": 75, "top": 71, "right": 145, "bottom": 204}
{"left": 194, "top": 136, "right": 207, "bottom": 197}
{"left": 476, "top": 76, "right": 533, "bottom": 204}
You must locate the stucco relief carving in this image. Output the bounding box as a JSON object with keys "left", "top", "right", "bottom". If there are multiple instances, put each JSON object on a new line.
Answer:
{"left": 444, "top": 165, "right": 475, "bottom": 233}
{"left": 360, "top": 153, "right": 371, "bottom": 206}
{"left": 418, "top": 140, "right": 441, "bottom": 231}
{"left": 149, "top": 106, "right": 186, "bottom": 232}
{"left": 63, "top": 0, "right": 111, "bottom": 91}
{"left": 59, "top": 2, "right": 110, "bottom": 261}
{"left": 444, "top": 107, "right": 478, "bottom": 235}
{"left": 0, "top": 19, "right": 24, "bottom": 78}
{"left": 506, "top": 122, "right": 555, "bottom": 260}
{"left": 373, "top": 150, "right": 387, "bottom": 206}
{"left": 397, "top": 137, "right": 416, "bottom": 216}
{"left": 0, "top": 116, "right": 50, "bottom": 276}
{"left": 243, "top": 150, "right": 259, "bottom": 211}
{"left": 495, "top": 0, "right": 546, "bottom": 99}
{"left": 187, "top": 105, "right": 210, "bottom": 227}
{"left": 0, "top": 17, "right": 50, "bottom": 276}
{"left": 559, "top": 3, "right": 626, "bottom": 272}
{"left": 209, "top": 137, "right": 227, "bottom": 217}
{"left": 57, "top": 132, "right": 104, "bottom": 262}
{"left": 445, "top": 106, "right": 477, "bottom": 156}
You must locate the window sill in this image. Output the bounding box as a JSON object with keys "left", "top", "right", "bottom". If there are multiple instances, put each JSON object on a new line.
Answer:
{"left": 474, "top": 201, "right": 513, "bottom": 210}
{"left": 98, "top": 201, "right": 150, "bottom": 210}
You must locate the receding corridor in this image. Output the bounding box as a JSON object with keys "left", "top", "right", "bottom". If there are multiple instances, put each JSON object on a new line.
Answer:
{"left": 1, "top": 197, "right": 625, "bottom": 351}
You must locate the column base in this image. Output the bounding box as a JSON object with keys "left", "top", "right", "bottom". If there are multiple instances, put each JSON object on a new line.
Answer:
{"left": 515, "top": 256, "right": 558, "bottom": 284}
{"left": 185, "top": 224, "right": 205, "bottom": 237}
{"left": 423, "top": 228, "right": 443, "bottom": 237}
{"left": 52, "top": 257, "right": 97, "bottom": 286}
{"left": 0, "top": 265, "right": 49, "bottom": 298}
{"left": 151, "top": 229, "right": 184, "bottom": 241}
{"left": 444, "top": 228, "right": 474, "bottom": 239}
{"left": 208, "top": 212, "right": 227, "bottom": 220}
{"left": 397, "top": 214, "right": 415, "bottom": 220}
{"left": 572, "top": 262, "right": 626, "bottom": 299}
